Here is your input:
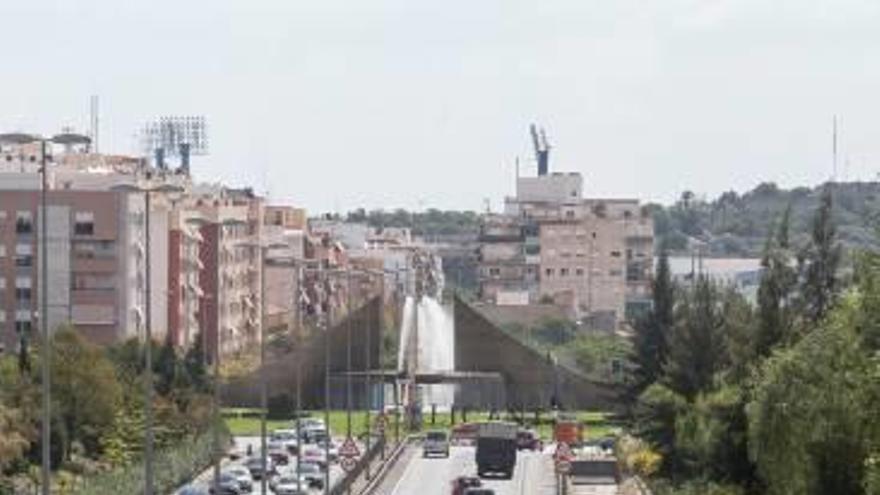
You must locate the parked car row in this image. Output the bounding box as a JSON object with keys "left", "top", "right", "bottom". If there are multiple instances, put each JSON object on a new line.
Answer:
{"left": 178, "top": 416, "right": 340, "bottom": 495}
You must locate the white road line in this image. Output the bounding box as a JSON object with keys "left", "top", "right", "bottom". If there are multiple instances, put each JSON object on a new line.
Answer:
{"left": 388, "top": 447, "right": 420, "bottom": 495}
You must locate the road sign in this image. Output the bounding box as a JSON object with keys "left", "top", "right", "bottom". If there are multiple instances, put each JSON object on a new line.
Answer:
{"left": 340, "top": 456, "right": 358, "bottom": 472}
{"left": 554, "top": 442, "right": 573, "bottom": 463}
{"left": 339, "top": 436, "right": 360, "bottom": 458}
{"left": 555, "top": 460, "right": 572, "bottom": 474}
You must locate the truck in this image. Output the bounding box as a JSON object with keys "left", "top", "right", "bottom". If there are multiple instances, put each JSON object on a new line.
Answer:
{"left": 475, "top": 422, "right": 518, "bottom": 479}
{"left": 568, "top": 458, "right": 619, "bottom": 495}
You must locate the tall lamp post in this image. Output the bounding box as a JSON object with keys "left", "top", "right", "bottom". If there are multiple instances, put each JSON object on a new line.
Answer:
{"left": 112, "top": 180, "right": 184, "bottom": 495}
{"left": 0, "top": 132, "right": 90, "bottom": 495}
{"left": 237, "top": 239, "right": 286, "bottom": 495}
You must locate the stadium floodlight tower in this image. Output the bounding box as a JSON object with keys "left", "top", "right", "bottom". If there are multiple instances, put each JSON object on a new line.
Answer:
{"left": 140, "top": 116, "right": 208, "bottom": 174}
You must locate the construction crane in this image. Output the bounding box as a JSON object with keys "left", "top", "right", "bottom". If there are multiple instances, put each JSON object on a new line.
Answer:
{"left": 530, "top": 123, "right": 551, "bottom": 176}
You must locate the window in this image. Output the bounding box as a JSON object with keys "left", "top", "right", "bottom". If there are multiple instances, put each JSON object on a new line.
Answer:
{"left": 545, "top": 268, "right": 554, "bottom": 277}
{"left": 16, "top": 277, "right": 32, "bottom": 303}
{"left": 0, "top": 245, "right": 5, "bottom": 257}
{"left": 609, "top": 269, "right": 623, "bottom": 277}
{"left": 15, "top": 211, "right": 32, "bottom": 235}
{"left": 0, "top": 278, "right": 5, "bottom": 290}
{"left": 488, "top": 267, "right": 500, "bottom": 277}
{"left": 74, "top": 211, "right": 95, "bottom": 236}
{"left": 560, "top": 268, "right": 569, "bottom": 276}
{"left": 565, "top": 210, "right": 575, "bottom": 218}
{"left": 610, "top": 251, "right": 621, "bottom": 258}
{"left": 15, "top": 320, "right": 32, "bottom": 334}
{"left": 15, "top": 244, "right": 32, "bottom": 267}
{"left": 576, "top": 268, "right": 584, "bottom": 276}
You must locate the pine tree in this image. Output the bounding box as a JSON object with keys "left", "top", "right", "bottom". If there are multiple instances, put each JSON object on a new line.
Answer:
{"left": 798, "top": 185, "right": 842, "bottom": 323}
{"left": 755, "top": 206, "right": 797, "bottom": 356}
{"left": 632, "top": 248, "right": 675, "bottom": 391}
{"left": 664, "top": 275, "right": 725, "bottom": 399}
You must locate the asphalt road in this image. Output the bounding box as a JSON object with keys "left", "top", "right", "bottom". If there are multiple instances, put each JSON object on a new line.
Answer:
{"left": 382, "top": 445, "right": 557, "bottom": 495}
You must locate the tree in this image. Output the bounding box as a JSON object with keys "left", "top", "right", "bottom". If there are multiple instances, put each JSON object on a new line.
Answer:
{"left": 50, "top": 328, "right": 122, "bottom": 459}
{"left": 755, "top": 206, "right": 797, "bottom": 357}
{"left": 632, "top": 248, "right": 675, "bottom": 390}
{"left": 0, "top": 404, "right": 30, "bottom": 471}
{"left": 748, "top": 297, "right": 875, "bottom": 495}
{"left": 798, "top": 185, "right": 842, "bottom": 324}
{"left": 664, "top": 276, "right": 725, "bottom": 399}
{"left": 183, "top": 331, "right": 210, "bottom": 393}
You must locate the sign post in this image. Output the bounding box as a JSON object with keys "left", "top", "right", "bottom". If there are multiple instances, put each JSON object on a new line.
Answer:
{"left": 339, "top": 436, "right": 361, "bottom": 473}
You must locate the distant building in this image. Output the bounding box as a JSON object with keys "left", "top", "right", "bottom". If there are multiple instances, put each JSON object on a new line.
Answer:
{"left": 478, "top": 170, "right": 653, "bottom": 330}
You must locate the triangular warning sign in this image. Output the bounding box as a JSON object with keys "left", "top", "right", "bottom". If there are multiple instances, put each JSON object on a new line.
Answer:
{"left": 339, "top": 436, "right": 360, "bottom": 458}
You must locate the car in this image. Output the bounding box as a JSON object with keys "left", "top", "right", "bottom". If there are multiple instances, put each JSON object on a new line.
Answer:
{"left": 269, "top": 473, "right": 309, "bottom": 495}
{"left": 516, "top": 429, "right": 543, "bottom": 451}
{"left": 244, "top": 456, "right": 276, "bottom": 480}
{"left": 302, "top": 427, "right": 328, "bottom": 444}
{"left": 315, "top": 438, "right": 339, "bottom": 462}
{"left": 450, "top": 476, "right": 482, "bottom": 495}
{"left": 178, "top": 486, "right": 209, "bottom": 495}
{"left": 298, "top": 417, "right": 325, "bottom": 430}
{"left": 300, "top": 446, "right": 328, "bottom": 469}
{"left": 270, "top": 429, "right": 300, "bottom": 454}
{"left": 423, "top": 430, "right": 450, "bottom": 458}
{"left": 209, "top": 473, "right": 243, "bottom": 495}
{"left": 463, "top": 489, "right": 495, "bottom": 495}
{"left": 223, "top": 466, "right": 254, "bottom": 493}
{"left": 295, "top": 461, "right": 326, "bottom": 489}
{"left": 267, "top": 440, "right": 290, "bottom": 465}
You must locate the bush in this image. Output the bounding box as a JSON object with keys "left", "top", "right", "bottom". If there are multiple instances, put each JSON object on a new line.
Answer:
{"left": 267, "top": 394, "right": 294, "bottom": 420}
{"left": 74, "top": 425, "right": 229, "bottom": 495}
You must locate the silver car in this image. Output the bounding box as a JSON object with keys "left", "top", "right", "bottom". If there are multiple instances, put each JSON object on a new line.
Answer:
{"left": 423, "top": 430, "right": 450, "bottom": 458}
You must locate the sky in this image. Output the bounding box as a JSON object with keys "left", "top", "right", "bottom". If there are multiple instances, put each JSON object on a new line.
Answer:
{"left": 1, "top": 0, "right": 879, "bottom": 213}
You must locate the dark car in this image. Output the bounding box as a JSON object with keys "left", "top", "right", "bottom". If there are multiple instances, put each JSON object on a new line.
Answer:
{"left": 208, "top": 473, "right": 243, "bottom": 495}
{"left": 451, "top": 475, "right": 481, "bottom": 495}
{"left": 178, "top": 486, "right": 209, "bottom": 495}
{"left": 516, "top": 430, "right": 543, "bottom": 451}
{"left": 244, "top": 456, "right": 276, "bottom": 480}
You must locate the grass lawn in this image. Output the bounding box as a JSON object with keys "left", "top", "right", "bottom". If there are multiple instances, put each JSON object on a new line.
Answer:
{"left": 222, "top": 408, "right": 618, "bottom": 441}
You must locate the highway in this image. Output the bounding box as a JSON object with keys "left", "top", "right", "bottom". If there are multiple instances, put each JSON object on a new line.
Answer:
{"left": 376, "top": 445, "right": 557, "bottom": 495}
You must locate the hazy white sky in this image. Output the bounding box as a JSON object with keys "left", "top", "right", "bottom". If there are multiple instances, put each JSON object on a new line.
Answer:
{"left": 2, "top": 0, "right": 879, "bottom": 213}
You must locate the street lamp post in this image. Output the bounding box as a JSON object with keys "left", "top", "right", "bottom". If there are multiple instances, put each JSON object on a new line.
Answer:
{"left": 0, "top": 132, "right": 90, "bottom": 495}
{"left": 238, "top": 240, "right": 286, "bottom": 495}
{"left": 111, "top": 180, "right": 183, "bottom": 495}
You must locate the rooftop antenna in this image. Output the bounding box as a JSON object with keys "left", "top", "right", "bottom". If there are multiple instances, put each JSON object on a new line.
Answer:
{"left": 89, "top": 95, "right": 99, "bottom": 153}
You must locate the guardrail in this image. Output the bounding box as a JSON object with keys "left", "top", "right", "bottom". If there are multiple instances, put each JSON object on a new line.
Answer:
{"left": 358, "top": 435, "right": 416, "bottom": 494}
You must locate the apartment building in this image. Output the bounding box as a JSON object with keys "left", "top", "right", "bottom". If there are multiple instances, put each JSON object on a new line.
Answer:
{"left": 478, "top": 171, "right": 653, "bottom": 330}
{"left": 0, "top": 137, "right": 265, "bottom": 357}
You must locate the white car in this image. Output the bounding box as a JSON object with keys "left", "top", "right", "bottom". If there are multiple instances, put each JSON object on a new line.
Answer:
{"left": 270, "top": 429, "right": 300, "bottom": 454}
{"left": 271, "top": 473, "right": 309, "bottom": 495}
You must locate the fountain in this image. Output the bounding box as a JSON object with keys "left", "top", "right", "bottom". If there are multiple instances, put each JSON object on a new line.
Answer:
{"left": 396, "top": 251, "right": 457, "bottom": 409}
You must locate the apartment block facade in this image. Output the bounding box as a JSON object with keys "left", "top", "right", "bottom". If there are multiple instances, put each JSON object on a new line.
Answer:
{"left": 478, "top": 172, "right": 653, "bottom": 330}
{"left": 0, "top": 139, "right": 264, "bottom": 358}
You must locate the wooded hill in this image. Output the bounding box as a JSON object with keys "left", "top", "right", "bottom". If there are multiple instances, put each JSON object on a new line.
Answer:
{"left": 650, "top": 181, "right": 880, "bottom": 257}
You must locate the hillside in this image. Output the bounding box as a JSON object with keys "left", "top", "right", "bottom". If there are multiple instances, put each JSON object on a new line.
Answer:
{"left": 344, "top": 181, "right": 880, "bottom": 259}
{"left": 651, "top": 181, "right": 880, "bottom": 257}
